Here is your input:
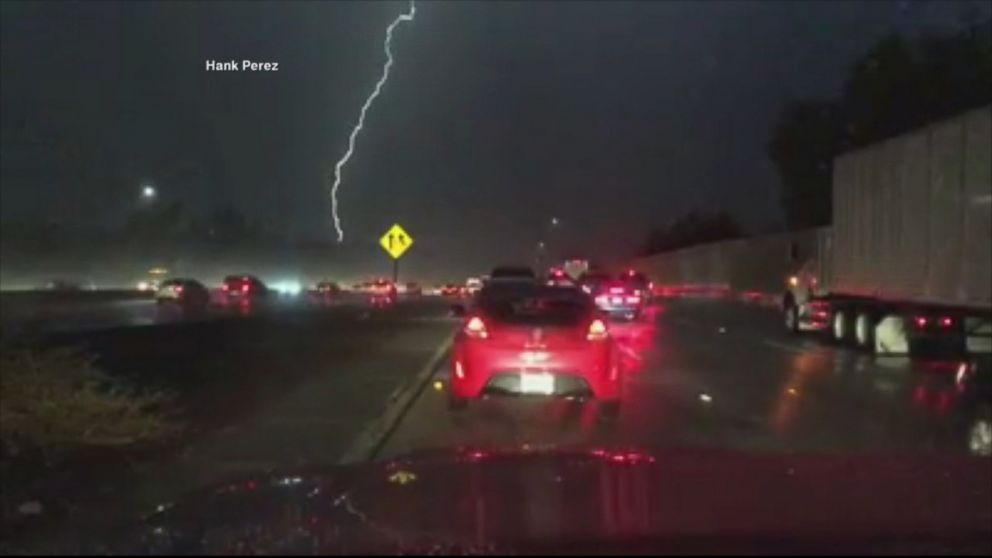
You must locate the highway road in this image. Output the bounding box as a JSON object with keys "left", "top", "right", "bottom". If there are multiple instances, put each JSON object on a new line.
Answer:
{"left": 4, "top": 294, "right": 986, "bottom": 551}
{"left": 378, "top": 299, "right": 978, "bottom": 460}
{"left": 0, "top": 290, "right": 360, "bottom": 335}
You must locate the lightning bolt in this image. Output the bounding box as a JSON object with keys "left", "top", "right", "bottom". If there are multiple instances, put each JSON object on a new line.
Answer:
{"left": 329, "top": 0, "right": 417, "bottom": 242}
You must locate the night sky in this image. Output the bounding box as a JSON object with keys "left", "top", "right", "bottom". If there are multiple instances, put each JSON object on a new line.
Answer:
{"left": 1, "top": 0, "right": 986, "bottom": 280}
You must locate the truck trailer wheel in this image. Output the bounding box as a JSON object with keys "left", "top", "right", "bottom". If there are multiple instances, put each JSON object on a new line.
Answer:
{"left": 832, "top": 310, "right": 849, "bottom": 344}
{"left": 855, "top": 313, "right": 875, "bottom": 353}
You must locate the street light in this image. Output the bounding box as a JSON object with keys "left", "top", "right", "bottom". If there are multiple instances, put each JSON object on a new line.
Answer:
{"left": 141, "top": 185, "right": 157, "bottom": 200}
{"left": 550, "top": 217, "right": 560, "bottom": 227}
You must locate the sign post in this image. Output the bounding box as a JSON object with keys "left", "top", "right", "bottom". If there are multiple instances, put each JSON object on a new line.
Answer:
{"left": 379, "top": 223, "right": 414, "bottom": 284}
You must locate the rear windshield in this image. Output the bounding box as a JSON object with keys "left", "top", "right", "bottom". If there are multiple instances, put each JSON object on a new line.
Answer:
{"left": 478, "top": 285, "right": 591, "bottom": 326}
{"left": 620, "top": 273, "right": 649, "bottom": 287}
{"left": 580, "top": 272, "right": 611, "bottom": 284}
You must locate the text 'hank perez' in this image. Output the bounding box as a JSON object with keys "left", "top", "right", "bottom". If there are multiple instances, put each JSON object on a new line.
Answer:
{"left": 205, "top": 60, "right": 279, "bottom": 72}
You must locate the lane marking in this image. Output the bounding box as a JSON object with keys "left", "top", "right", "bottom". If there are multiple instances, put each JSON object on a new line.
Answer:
{"left": 338, "top": 334, "right": 453, "bottom": 464}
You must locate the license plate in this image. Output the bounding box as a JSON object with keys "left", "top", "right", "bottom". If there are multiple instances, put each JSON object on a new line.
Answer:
{"left": 520, "top": 372, "right": 554, "bottom": 395}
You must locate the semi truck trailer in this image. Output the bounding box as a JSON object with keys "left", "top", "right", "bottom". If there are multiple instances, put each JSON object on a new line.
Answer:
{"left": 784, "top": 106, "right": 992, "bottom": 356}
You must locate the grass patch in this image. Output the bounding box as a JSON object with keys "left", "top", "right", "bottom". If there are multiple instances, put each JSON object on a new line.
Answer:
{"left": 0, "top": 340, "right": 180, "bottom": 460}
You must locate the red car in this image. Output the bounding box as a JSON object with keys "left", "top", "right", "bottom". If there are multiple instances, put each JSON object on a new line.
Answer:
{"left": 440, "top": 283, "right": 465, "bottom": 297}
{"left": 368, "top": 278, "right": 397, "bottom": 305}
{"left": 450, "top": 283, "right": 622, "bottom": 417}
{"left": 221, "top": 274, "right": 269, "bottom": 303}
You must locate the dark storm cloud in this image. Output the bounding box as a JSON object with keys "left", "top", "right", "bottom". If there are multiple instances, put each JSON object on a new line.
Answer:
{"left": 2, "top": 0, "right": 986, "bottom": 279}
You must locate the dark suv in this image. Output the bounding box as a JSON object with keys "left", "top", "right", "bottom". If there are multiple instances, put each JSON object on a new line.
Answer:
{"left": 221, "top": 275, "right": 269, "bottom": 302}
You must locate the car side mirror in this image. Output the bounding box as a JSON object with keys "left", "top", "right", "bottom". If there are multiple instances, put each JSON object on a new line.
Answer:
{"left": 450, "top": 304, "right": 466, "bottom": 317}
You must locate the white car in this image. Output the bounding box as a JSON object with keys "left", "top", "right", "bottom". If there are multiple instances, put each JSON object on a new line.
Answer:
{"left": 465, "top": 277, "right": 484, "bottom": 295}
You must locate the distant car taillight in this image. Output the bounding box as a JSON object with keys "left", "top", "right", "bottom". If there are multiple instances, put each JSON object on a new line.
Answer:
{"left": 587, "top": 319, "right": 609, "bottom": 341}
{"left": 222, "top": 284, "right": 229, "bottom": 291}
{"left": 242, "top": 283, "right": 250, "bottom": 293}
{"left": 609, "top": 287, "right": 625, "bottom": 294}
{"left": 625, "top": 296, "right": 640, "bottom": 304}
{"left": 464, "top": 316, "right": 489, "bottom": 339}
{"left": 913, "top": 316, "right": 929, "bottom": 329}
{"left": 939, "top": 316, "right": 954, "bottom": 328}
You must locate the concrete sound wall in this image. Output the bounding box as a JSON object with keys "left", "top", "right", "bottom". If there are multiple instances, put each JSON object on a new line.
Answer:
{"left": 627, "top": 228, "right": 828, "bottom": 298}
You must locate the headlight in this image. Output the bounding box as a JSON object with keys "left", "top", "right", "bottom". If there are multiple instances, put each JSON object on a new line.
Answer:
{"left": 275, "top": 280, "right": 302, "bottom": 295}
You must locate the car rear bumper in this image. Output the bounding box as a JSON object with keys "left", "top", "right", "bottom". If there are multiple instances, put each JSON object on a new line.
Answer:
{"left": 450, "top": 339, "right": 620, "bottom": 400}
{"left": 596, "top": 303, "right": 642, "bottom": 320}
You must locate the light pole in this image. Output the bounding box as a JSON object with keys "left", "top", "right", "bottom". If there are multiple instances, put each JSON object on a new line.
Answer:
{"left": 544, "top": 217, "right": 561, "bottom": 269}
{"left": 534, "top": 241, "right": 547, "bottom": 272}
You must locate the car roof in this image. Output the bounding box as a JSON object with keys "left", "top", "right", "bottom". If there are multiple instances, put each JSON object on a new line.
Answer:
{"left": 490, "top": 266, "right": 536, "bottom": 278}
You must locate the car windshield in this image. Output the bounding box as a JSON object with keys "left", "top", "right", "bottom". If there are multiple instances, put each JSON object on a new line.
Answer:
{"left": 580, "top": 272, "right": 611, "bottom": 285}
{"left": 2, "top": 0, "right": 990, "bottom": 554}
{"left": 477, "top": 285, "right": 590, "bottom": 326}
{"left": 619, "top": 272, "right": 649, "bottom": 288}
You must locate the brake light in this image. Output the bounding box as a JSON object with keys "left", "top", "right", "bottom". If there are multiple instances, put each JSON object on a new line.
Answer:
{"left": 587, "top": 319, "right": 608, "bottom": 341}
{"left": 609, "top": 287, "right": 624, "bottom": 294}
{"left": 595, "top": 295, "right": 608, "bottom": 305}
{"left": 625, "top": 296, "right": 640, "bottom": 304}
{"left": 913, "top": 316, "right": 928, "bottom": 329}
{"left": 464, "top": 316, "right": 489, "bottom": 339}
{"left": 175, "top": 285, "right": 184, "bottom": 294}
{"left": 222, "top": 284, "right": 228, "bottom": 291}
{"left": 939, "top": 316, "right": 954, "bottom": 328}
{"left": 242, "top": 283, "right": 250, "bottom": 293}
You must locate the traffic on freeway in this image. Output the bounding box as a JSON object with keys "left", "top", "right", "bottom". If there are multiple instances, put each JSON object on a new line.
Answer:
{"left": 2, "top": 0, "right": 991, "bottom": 555}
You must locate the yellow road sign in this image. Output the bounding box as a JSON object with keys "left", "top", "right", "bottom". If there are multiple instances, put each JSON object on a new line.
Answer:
{"left": 379, "top": 223, "right": 414, "bottom": 259}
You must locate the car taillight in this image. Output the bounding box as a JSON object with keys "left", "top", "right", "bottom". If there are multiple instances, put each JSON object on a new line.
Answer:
{"left": 939, "top": 316, "right": 954, "bottom": 328}
{"left": 913, "top": 316, "right": 928, "bottom": 329}
{"left": 595, "top": 294, "right": 608, "bottom": 305}
{"left": 222, "top": 284, "right": 228, "bottom": 291}
{"left": 609, "top": 287, "right": 625, "bottom": 294}
{"left": 464, "top": 316, "right": 489, "bottom": 339}
{"left": 175, "top": 285, "right": 184, "bottom": 294}
{"left": 242, "top": 283, "right": 250, "bottom": 293}
{"left": 625, "top": 296, "right": 640, "bottom": 304}
{"left": 587, "top": 319, "right": 608, "bottom": 341}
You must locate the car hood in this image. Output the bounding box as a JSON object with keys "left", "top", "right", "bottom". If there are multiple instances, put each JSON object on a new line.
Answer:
{"left": 101, "top": 447, "right": 991, "bottom": 554}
